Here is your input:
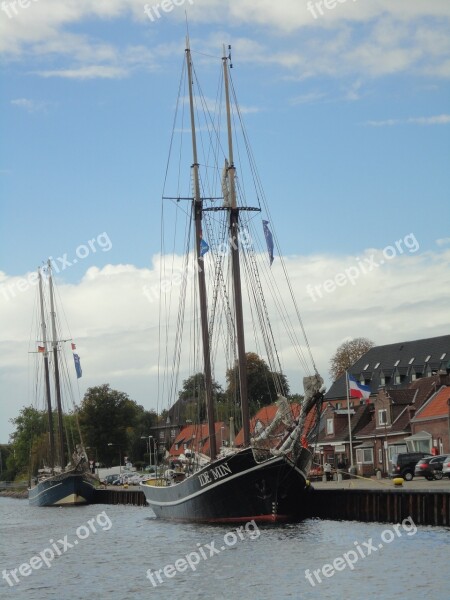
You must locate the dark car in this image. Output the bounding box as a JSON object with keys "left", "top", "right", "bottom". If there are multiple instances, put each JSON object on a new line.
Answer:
{"left": 390, "top": 452, "right": 432, "bottom": 481}
{"left": 414, "top": 455, "right": 446, "bottom": 481}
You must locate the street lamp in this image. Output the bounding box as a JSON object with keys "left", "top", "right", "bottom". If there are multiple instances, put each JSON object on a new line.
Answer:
{"left": 220, "top": 426, "right": 225, "bottom": 448}
{"left": 141, "top": 436, "right": 157, "bottom": 470}
{"left": 107, "top": 443, "right": 122, "bottom": 474}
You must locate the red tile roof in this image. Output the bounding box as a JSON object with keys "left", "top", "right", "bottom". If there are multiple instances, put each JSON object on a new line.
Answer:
{"left": 169, "top": 422, "right": 228, "bottom": 457}
{"left": 414, "top": 386, "right": 450, "bottom": 420}
{"left": 235, "top": 403, "right": 302, "bottom": 447}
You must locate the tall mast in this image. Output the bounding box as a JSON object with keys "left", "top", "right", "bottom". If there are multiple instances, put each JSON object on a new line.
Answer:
{"left": 185, "top": 38, "right": 216, "bottom": 459}
{"left": 38, "top": 268, "right": 56, "bottom": 471}
{"left": 48, "top": 261, "right": 66, "bottom": 470}
{"left": 222, "top": 45, "right": 250, "bottom": 446}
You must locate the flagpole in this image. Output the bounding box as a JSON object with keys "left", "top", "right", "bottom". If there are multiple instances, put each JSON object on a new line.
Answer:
{"left": 346, "top": 371, "right": 354, "bottom": 468}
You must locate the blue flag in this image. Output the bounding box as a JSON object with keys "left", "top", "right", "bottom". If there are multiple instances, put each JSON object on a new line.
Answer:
{"left": 200, "top": 238, "right": 209, "bottom": 257}
{"left": 262, "top": 220, "right": 274, "bottom": 266}
{"left": 73, "top": 353, "right": 82, "bottom": 379}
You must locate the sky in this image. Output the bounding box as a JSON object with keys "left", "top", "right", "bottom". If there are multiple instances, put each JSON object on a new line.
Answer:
{"left": 1, "top": 0, "right": 450, "bottom": 443}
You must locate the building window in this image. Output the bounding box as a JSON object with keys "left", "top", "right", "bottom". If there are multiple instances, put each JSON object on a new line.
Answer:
{"left": 326, "top": 419, "right": 334, "bottom": 435}
{"left": 336, "top": 402, "right": 342, "bottom": 409}
{"left": 395, "top": 374, "right": 401, "bottom": 384}
{"left": 374, "top": 362, "right": 380, "bottom": 369}
{"left": 378, "top": 409, "right": 388, "bottom": 425}
{"left": 175, "top": 443, "right": 179, "bottom": 450}
{"left": 171, "top": 428, "right": 177, "bottom": 439}
{"left": 380, "top": 373, "right": 385, "bottom": 385}
{"left": 356, "top": 448, "right": 374, "bottom": 464}
{"left": 159, "top": 431, "right": 164, "bottom": 440}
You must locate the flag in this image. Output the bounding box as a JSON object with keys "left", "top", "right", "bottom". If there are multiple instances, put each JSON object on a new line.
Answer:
{"left": 37, "top": 346, "right": 45, "bottom": 353}
{"left": 71, "top": 343, "right": 76, "bottom": 350}
{"left": 262, "top": 220, "right": 274, "bottom": 266}
{"left": 348, "top": 374, "right": 371, "bottom": 399}
{"left": 73, "top": 353, "right": 82, "bottom": 379}
{"left": 200, "top": 239, "right": 209, "bottom": 257}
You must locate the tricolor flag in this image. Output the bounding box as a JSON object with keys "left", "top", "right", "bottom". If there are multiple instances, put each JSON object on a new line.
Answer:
{"left": 348, "top": 374, "right": 371, "bottom": 400}
{"left": 37, "top": 346, "right": 45, "bottom": 353}
{"left": 262, "top": 220, "right": 274, "bottom": 266}
{"left": 73, "top": 353, "right": 82, "bottom": 379}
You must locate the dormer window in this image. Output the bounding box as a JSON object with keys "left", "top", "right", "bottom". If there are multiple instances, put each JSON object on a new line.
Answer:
{"left": 363, "top": 363, "right": 369, "bottom": 371}
{"left": 374, "top": 362, "right": 380, "bottom": 369}
{"left": 394, "top": 360, "right": 400, "bottom": 367}
{"left": 378, "top": 409, "right": 388, "bottom": 426}
{"left": 408, "top": 357, "right": 415, "bottom": 365}
{"left": 440, "top": 353, "right": 447, "bottom": 360}
{"left": 326, "top": 418, "right": 334, "bottom": 435}
{"left": 425, "top": 355, "right": 431, "bottom": 362}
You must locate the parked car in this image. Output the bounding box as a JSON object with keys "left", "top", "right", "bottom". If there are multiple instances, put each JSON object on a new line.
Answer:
{"left": 390, "top": 452, "right": 432, "bottom": 480}
{"left": 442, "top": 455, "right": 450, "bottom": 478}
{"left": 102, "top": 474, "right": 120, "bottom": 485}
{"left": 415, "top": 455, "right": 446, "bottom": 480}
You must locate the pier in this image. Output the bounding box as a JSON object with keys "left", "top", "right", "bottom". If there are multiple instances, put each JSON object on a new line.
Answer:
{"left": 93, "top": 480, "right": 450, "bottom": 526}
{"left": 305, "top": 487, "right": 450, "bottom": 527}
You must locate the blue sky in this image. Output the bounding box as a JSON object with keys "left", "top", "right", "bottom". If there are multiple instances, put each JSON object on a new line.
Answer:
{"left": 1, "top": 0, "right": 450, "bottom": 443}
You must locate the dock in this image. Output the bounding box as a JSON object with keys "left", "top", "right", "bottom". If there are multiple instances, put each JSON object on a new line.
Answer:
{"left": 305, "top": 487, "right": 450, "bottom": 527}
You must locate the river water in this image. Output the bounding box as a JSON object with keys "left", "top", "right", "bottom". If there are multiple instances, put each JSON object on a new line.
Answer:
{"left": 0, "top": 497, "right": 448, "bottom": 600}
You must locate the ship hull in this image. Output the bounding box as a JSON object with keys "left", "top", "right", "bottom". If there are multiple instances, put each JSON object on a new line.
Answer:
{"left": 140, "top": 447, "right": 312, "bottom": 523}
{"left": 28, "top": 471, "right": 95, "bottom": 507}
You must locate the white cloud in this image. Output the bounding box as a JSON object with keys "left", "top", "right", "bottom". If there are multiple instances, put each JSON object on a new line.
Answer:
{"left": 1, "top": 1, "right": 449, "bottom": 81}
{"left": 10, "top": 98, "right": 50, "bottom": 112}
{"left": 36, "top": 65, "right": 128, "bottom": 79}
{"left": 436, "top": 237, "right": 450, "bottom": 247}
{"left": 1, "top": 246, "right": 449, "bottom": 442}
{"left": 366, "top": 114, "right": 450, "bottom": 126}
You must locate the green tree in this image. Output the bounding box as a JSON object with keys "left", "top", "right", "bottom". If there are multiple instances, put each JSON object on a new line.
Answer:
{"left": 169, "top": 373, "right": 225, "bottom": 424}
{"left": 329, "top": 338, "right": 375, "bottom": 381}
{"left": 226, "top": 352, "right": 290, "bottom": 417}
{"left": 8, "top": 407, "right": 48, "bottom": 479}
{"left": 77, "top": 384, "right": 142, "bottom": 466}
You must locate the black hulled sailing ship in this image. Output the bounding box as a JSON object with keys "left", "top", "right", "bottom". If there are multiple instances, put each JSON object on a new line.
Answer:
{"left": 28, "top": 261, "right": 96, "bottom": 507}
{"left": 140, "top": 40, "right": 324, "bottom": 523}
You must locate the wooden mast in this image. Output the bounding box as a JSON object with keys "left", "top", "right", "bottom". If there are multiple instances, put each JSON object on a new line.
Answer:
{"left": 38, "top": 268, "right": 56, "bottom": 471}
{"left": 48, "top": 261, "right": 66, "bottom": 470}
{"left": 222, "top": 46, "right": 250, "bottom": 446}
{"left": 185, "top": 38, "right": 216, "bottom": 459}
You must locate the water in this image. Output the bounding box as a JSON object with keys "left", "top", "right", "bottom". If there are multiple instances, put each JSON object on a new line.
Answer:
{"left": 0, "top": 497, "right": 448, "bottom": 600}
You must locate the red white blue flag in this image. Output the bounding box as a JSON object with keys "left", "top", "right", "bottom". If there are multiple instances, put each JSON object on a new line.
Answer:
{"left": 348, "top": 374, "right": 371, "bottom": 399}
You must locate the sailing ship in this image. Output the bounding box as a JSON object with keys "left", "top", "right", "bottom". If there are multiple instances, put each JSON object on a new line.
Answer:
{"left": 140, "top": 40, "right": 324, "bottom": 523}
{"left": 28, "top": 261, "right": 96, "bottom": 507}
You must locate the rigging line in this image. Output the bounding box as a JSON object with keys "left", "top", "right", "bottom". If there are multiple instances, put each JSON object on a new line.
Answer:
{"left": 245, "top": 218, "right": 311, "bottom": 373}
{"left": 228, "top": 70, "right": 317, "bottom": 370}
{"left": 162, "top": 55, "right": 186, "bottom": 198}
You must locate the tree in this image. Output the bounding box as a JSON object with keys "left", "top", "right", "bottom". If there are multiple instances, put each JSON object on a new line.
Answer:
{"left": 168, "top": 372, "right": 225, "bottom": 424}
{"left": 77, "top": 384, "right": 144, "bottom": 466}
{"left": 226, "top": 352, "right": 289, "bottom": 417}
{"left": 7, "top": 407, "right": 48, "bottom": 479}
{"left": 329, "top": 338, "right": 375, "bottom": 381}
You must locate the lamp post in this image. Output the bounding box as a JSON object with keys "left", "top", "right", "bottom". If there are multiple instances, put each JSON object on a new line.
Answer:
{"left": 141, "top": 436, "right": 157, "bottom": 470}
{"left": 220, "top": 426, "right": 225, "bottom": 448}
{"left": 107, "top": 443, "right": 122, "bottom": 474}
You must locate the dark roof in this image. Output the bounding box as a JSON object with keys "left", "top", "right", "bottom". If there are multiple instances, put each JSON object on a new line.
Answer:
{"left": 317, "top": 405, "right": 371, "bottom": 444}
{"left": 325, "top": 335, "right": 450, "bottom": 400}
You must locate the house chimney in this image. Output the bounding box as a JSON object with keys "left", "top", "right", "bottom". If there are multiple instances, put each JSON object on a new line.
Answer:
{"left": 438, "top": 370, "right": 449, "bottom": 386}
